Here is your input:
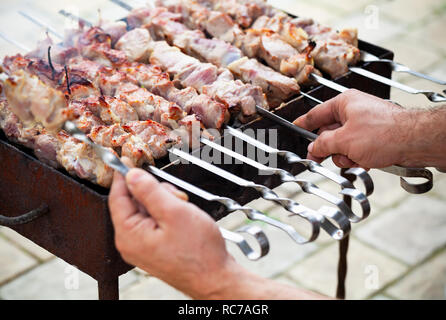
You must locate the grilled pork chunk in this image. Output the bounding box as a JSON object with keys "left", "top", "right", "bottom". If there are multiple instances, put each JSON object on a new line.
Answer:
{"left": 2, "top": 70, "right": 67, "bottom": 131}
{"left": 151, "top": 2, "right": 302, "bottom": 96}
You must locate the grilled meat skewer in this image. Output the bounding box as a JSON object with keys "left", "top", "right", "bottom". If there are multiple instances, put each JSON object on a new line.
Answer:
{"left": 193, "top": 0, "right": 360, "bottom": 78}
{"left": 143, "top": 4, "right": 317, "bottom": 85}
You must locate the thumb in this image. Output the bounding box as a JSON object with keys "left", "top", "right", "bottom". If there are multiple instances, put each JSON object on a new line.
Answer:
{"left": 308, "top": 129, "right": 346, "bottom": 159}
{"left": 125, "top": 168, "right": 185, "bottom": 224}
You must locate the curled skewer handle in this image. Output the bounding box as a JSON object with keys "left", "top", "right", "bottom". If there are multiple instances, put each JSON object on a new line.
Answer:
{"left": 378, "top": 166, "right": 433, "bottom": 194}
{"left": 219, "top": 226, "right": 269, "bottom": 261}
{"left": 214, "top": 197, "right": 319, "bottom": 244}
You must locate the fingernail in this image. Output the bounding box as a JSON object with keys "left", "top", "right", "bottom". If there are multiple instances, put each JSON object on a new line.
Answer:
{"left": 308, "top": 142, "right": 314, "bottom": 153}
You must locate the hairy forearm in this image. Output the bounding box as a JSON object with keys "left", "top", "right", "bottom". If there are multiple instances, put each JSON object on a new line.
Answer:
{"left": 400, "top": 106, "right": 446, "bottom": 169}
{"left": 191, "top": 259, "right": 331, "bottom": 300}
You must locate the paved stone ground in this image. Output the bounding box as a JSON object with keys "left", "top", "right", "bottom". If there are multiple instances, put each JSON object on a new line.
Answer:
{"left": 1, "top": 0, "right": 446, "bottom": 300}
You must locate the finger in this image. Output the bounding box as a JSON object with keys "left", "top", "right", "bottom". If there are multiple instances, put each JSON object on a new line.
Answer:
{"left": 109, "top": 169, "right": 138, "bottom": 226}
{"left": 309, "top": 128, "right": 347, "bottom": 159}
{"left": 306, "top": 152, "right": 325, "bottom": 163}
{"left": 293, "top": 96, "right": 343, "bottom": 131}
{"left": 160, "top": 182, "right": 189, "bottom": 201}
{"left": 332, "top": 154, "right": 356, "bottom": 168}
{"left": 317, "top": 123, "right": 341, "bottom": 135}
{"left": 126, "top": 168, "right": 186, "bottom": 223}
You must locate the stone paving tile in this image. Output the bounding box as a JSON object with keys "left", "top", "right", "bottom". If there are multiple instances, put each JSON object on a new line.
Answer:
{"left": 0, "top": 237, "right": 37, "bottom": 285}
{"left": 379, "top": 0, "right": 445, "bottom": 25}
{"left": 425, "top": 61, "right": 446, "bottom": 85}
{"left": 390, "top": 74, "right": 446, "bottom": 109}
{"left": 430, "top": 174, "right": 446, "bottom": 200}
{"left": 0, "top": 258, "right": 139, "bottom": 299}
{"left": 216, "top": 211, "right": 249, "bottom": 231}
{"left": 356, "top": 195, "right": 446, "bottom": 265}
{"left": 0, "top": 227, "right": 53, "bottom": 261}
{"left": 288, "top": 239, "right": 408, "bottom": 299}
{"left": 366, "top": 169, "right": 409, "bottom": 210}
{"left": 411, "top": 12, "right": 446, "bottom": 54}
{"left": 226, "top": 224, "right": 318, "bottom": 278}
{"left": 386, "top": 249, "right": 446, "bottom": 299}
{"left": 121, "top": 277, "right": 190, "bottom": 300}
{"left": 380, "top": 35, "right": 443, "bottom": 83}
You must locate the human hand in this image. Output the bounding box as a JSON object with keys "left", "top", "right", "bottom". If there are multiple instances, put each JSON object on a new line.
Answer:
{"left": 108, "top": 158, "right": 238, "bottom": 299}
{"left": 293, "top": 89, "right": 417, "bottom": 169}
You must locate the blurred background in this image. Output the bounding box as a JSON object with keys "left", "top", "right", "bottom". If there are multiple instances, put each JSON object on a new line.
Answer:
{"left": 0, "top": 0, "right": 445, "bottom": 299}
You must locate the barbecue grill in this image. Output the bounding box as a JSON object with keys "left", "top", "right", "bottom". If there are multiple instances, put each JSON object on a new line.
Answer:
{"left": 0, "top": 0, "right": 438, "bottom": 300}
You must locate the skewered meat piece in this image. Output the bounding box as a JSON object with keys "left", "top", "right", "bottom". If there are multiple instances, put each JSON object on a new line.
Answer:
{"left": 196, "top": 0, "right": 360, "bottom": 78}
{"left": 253, "top": 13, "right": 360, "bottom": 78}
{"left": 56, "top": 130, "right": 114, "bottom": 187}
{"left": 139, "top": 10, "right": 271, "bottom": 110}
{"left": 196, "top": 0, "right": 271, "bottom": 28}
{"left": 122, "top": 120, "right": 180, "bottom": 159}
{"left": 251, "top": 14, "right": 309, "bottom": 52}
{"left": 81, "top": 96, "right": 139, "bottom": 125}
{"left": 2, "top": 69, "right": 68, "bottom": 131}
{"left": 61, "top": 26, "right": 230, "bottom": 129}
{"left": 115, "top": 28, "right": 231, "bottom": 126}
{"left": 0, "top": 97, "right": 114, "bottom": 185}
{"left": 98, "top": 20, "right": 128, "bottom": 46}
{"left": 150, "top": 2, "right": 308, "bottom": 90}
{"left": 20, "top": 44, "right": 199, "bottom": 136}
{"left": 0, "top": 98, "right": 42, "bottom": 150}
{"left": 1, "top": 54, "right": 162, "bottom": 169}
{"left": 115, "top": 82, "right": 184, "bottom": 126}
{"left": 115, "top": 25, "right": 272, "bottom": 116}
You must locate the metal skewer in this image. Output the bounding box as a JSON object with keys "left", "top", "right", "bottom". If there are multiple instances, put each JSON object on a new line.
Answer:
{"left": 110, "top": 0, "right": 446, "bottom": 104}
{"left": 200, "top": 137, "right": 359, "bottom": 227}
{"left": 33, "top": 12, "right": 370, "bottom": 202}
{"left": 62, "top": 122, "right": 270, "bottom": 260}
{"left": 170, "top": 147, "right": 343, "bottom": 240}
{"left": 0, "top": 32, "right": 31, "bottom": 51}
{"left": 20, "top": 11, "right": 373, "bottom": 222}
{"left": 18, "top": 11, "right": 63, "bottom": 39}
{"left": 361, "top": 51, "right": 446, "bottom": 86}
{"left": 349, "top": 67, "right": 446, "bottom": 103}
{"left": 1, "top": 28, "right": 321, "bottom": 245}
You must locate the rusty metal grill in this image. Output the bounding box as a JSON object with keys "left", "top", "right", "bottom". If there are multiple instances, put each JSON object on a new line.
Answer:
{"left": 0, "top": 4, "right": 399, "bottom": 299}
